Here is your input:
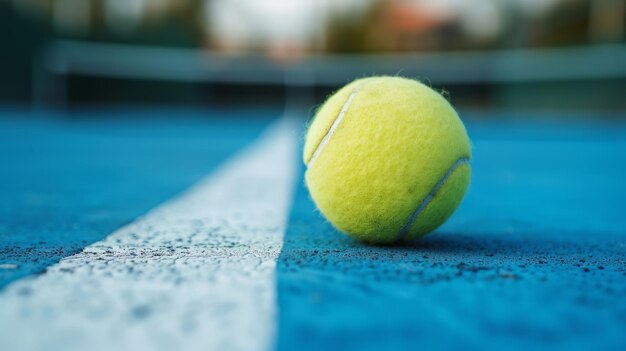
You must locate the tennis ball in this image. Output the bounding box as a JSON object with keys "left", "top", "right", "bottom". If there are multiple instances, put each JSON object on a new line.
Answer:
{"left": 303, "top": 76, "right": 471, "bottom": 244}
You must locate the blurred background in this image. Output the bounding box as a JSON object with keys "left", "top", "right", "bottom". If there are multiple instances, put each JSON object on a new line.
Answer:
{"left": 1, "top": 0, "right": 625, "bottom": 112}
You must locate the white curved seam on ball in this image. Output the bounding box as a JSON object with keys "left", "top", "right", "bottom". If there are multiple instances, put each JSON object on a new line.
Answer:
{"left": 307, "top": 84, "right": 364, "bottom": 168}
{"left": 397, "top": 156, "right": 470, "bottom": 241}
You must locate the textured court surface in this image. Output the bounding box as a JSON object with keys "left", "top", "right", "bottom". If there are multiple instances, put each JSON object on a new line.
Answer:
{"left": 0, "top": 108, "right": 275, "bottom": 288}
{"left": 278, "top": 113, "right": 626, "bottom": 351}
{"left": 0, "top": 108, "right": 625, "bottom": 351}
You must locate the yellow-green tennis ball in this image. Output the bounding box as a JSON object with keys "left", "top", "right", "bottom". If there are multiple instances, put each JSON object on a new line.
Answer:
{"left": 303, "top": 76, "right": 471, "bottom": 244}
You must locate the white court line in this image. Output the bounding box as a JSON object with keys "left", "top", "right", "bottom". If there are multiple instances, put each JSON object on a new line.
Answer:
{"left": 0, "top": 117, "right": 298, "bottom": 351}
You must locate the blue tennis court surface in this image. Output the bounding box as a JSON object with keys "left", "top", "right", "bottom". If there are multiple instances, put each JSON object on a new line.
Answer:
{"left": 278, "top": 113, "right": 626, "bottom": 351}
{"left": 0, "top": 108, "right": 275, "bottom": 288}
{"left": 0, "top": 108, "right": 625, "bottom": 351}
{"left": 3, "top": 2, "right": 626, "bottom": 350}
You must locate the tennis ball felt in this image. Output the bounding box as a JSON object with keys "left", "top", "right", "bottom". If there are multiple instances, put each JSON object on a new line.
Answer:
{"left": 303, "top": 76, "right": 471, "bottom": 244}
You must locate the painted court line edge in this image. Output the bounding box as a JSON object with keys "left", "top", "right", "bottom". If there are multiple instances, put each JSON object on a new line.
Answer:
{"left": 0, "top": 117, "right": 299, "bottom": 351}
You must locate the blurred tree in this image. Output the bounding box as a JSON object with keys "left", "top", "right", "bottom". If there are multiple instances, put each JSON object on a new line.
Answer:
{"left": 324, "top": 1, "right": 378, "bottom": 53}
{"left": 87, "top": 0, "right": 201, "bottom": 47}
{"left": 0, "top": 2, "right": 49, "bottom": 103}
{"left": 528, "top": 0, "right": 590, "bottom": 47}
{"left": 589, "top": 0, "right": 625, "bottom": 43}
